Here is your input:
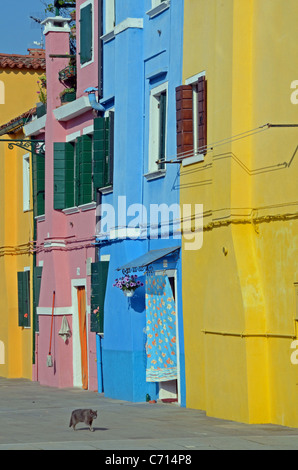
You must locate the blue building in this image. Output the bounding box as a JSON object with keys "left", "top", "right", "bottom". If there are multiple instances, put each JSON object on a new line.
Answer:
{"left": 92, "top": 0, "right": 185, "bottom": 406}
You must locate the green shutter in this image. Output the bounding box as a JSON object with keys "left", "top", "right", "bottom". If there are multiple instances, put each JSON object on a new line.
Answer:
{"left": 90, "top": 261, "right": 109, "bottom": 333}
{"left": 32, "top": 153, "right": 45, "bottom": 217}
{"left": 33, "top": 266, "right": 42, "bottom": 333}
{"left": 93, "top": 116, "right": 113, "bottom": 197}
{"left": 76, "top": 135, "right": 93, "bottom": 206}
{"left": 32, "top": 266, "right": 43, "bottom": 363}
{"left": 80, "top": 3, "right": 93, "bottom": 65}
{"left": 107, "top": 111, "right": 114, "bottom": 186}
{"left": 53, "top": 142, "right": 75, "bottom": 210}
{"left": 17, "top": 271, "right": 30, "bottom": 328}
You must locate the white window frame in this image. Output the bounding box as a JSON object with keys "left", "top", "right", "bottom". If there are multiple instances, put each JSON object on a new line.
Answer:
{"left": 23, "top": 153, "right": 30, "bottom": 212}
{"left": 147, "top": 82, "right": 168, "bottom": 177}
{"left": 80, "top": 0, "right": 95, "bottom": 69}
{"left": 146, "top": 0, "right": 170, "bottom": 19}
{"left": 105, "top": 0, "right": 115, "bottom": 34}
{"left": 0, "top": 80, "right": 5, "bottom": 105}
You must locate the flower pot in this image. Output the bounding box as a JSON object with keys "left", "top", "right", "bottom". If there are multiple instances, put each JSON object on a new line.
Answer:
{"left": 123, "top": 290, "right": 135, "bottom": 297}
{"left": 60, "top": 91, "right": 76, "bottom": 104}
{"left": 36, "top": 102, "right": 47, "bottom": 118}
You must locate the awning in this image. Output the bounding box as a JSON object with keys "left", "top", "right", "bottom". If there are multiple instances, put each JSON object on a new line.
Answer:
{"left": 117, "top": 246, "right": 180, "bottom": 272}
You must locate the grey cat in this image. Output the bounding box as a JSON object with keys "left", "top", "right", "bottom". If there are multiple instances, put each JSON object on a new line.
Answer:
{"left": 69, "top": 409, "right": 98, "bottom": 432}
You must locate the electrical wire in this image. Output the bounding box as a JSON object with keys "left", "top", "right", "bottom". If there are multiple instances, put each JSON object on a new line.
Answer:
{"left": 158, "top": 122, "right": 287, "bottom": 164}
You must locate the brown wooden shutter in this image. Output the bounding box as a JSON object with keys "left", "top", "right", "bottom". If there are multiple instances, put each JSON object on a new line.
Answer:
{"left": 176, "top": 85, "right": 193, "bottom": 159}
{"left": 197, "top": 76, "right": 207, "bottom": 154}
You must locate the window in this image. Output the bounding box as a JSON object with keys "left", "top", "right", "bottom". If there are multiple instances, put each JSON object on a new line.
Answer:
{"left": 90, "top": 260, "right": 109, "bottom": 333}
{"left": 152, "top": 0, "right": 167, "bottom": 7}
{"left": 53, "top": 115, "right": 114, "bottom": 210}
{"left": 147, "top": 0, "right": 170, "bottom": 18}
{"left": 148, "top": 83, "right": 168, "bottom": 174}
{"left": 0, "top": 80, "right": 4, "bottom": 104}
{"left": 75, "top": 134, "right": 93, "bottom": 206}
{"left": 23, "top": 154, "right": 30, "bottom": 212}
{"left": 32, "top": 149, "right": 45, "bottom": 217}
{"left": 93, "top": 112, "right": 114, "bottom": 191}
{"left": 17, "top": 270, "right": 30, "bottom": 328}
{"left": 176, "top": 73, "right": 207, "bottom": 162}
{"left": 105, "top": 0, "right": 115, "bottom": 33}
{"left": 80, "top": 0, "right": 93, "bottom": 65}
{"left": 53, "top": 142, "right": 75, "bottom": 210}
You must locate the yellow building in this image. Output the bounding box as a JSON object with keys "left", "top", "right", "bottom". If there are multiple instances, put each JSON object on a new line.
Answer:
{"left": 179, "top": 0, "right": 298, "bottom": 427}
{"left": 0, "top": 49, "right": 45, "bottom": 379}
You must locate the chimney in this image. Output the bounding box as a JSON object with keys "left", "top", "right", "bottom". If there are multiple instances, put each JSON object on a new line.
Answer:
{"left": 41, "top": 16, "right": 72, "bottom": 111}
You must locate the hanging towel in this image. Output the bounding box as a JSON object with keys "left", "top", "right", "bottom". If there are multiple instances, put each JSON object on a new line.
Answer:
{"left": 145, "top": 274, "right": 177, "bottom": 382}
{"left": 58, "top": 316, "right": 71, "bottom": 343}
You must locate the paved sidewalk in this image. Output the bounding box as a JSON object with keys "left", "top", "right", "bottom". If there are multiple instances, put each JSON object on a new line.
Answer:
{"left": 0, "top": 378, "right": 298, "bottom": 451}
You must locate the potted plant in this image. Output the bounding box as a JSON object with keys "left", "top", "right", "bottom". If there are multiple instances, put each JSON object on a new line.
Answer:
{"left": 36, "top": 74, "right": 47, "bottom": 117}
{"left": 59, "top": 87, "right": 76, "bottom": 103}
{"left": 70, "top": 24, "right": 76, "bottom": 38}
{"left": 113, "top": 275, "right": 144, "bottom": 297}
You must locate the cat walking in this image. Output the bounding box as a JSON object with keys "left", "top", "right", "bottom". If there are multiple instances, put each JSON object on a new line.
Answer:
{"left": 69, "top": 409, "right": 97, "bottom": 432}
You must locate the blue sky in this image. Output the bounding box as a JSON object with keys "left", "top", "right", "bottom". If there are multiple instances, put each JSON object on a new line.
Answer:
{"left": 0, "top": 0, "right": 48, "bottom": 54}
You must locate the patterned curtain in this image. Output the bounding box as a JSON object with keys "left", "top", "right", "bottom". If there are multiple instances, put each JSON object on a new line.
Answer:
{"left": 145, "top": 274, "right": 177, "bottom": 382}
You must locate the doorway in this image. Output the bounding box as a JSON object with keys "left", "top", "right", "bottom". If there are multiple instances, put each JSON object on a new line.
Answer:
{"left": 77, "top": 286, "right": 88, "bottom": 390}
{"left": 72, "top": 281, "right": 88, "bottom": 389}
{"left": 158, "top": 271, "right": 179, "bottom": 403}
{"left": 145, "top": 270, "right": 180, "bottom": 404}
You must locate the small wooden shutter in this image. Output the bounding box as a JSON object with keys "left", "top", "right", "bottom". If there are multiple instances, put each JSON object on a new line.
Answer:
{"left": 33, "top": 266, "right": 43, "bottom": 333}
{"left": 158, "top": 92, "right": 167, "bottom": 170}
{"left": 75, "top": 135, "right": 93, "bottom": 206}
{"left": 93, "top": 116, "right": 112, "bottom": 197}
{"left": 32, "top": 265, "right": 43, "bottom": 362}
{"left": 107, "top": 111, "right": 114, "bottom": 186}
{"left": 176, "top": 85, "right": 193, "bottom": 159}
{"left": 80, "top": 3, "right": 93, "bottom": 65}
{"left": 90, "top": 261, "right": 109, "bottom": 333}
{"left": 32, "top": 153, "right": 45, "bottom": 217}
{"left": 17, "top": 271, "right": 30, "bottom": 328}
{"left": 53, "top": 142, "right": 75, "bottom": 210}
{"left": 197, "top": 76, "right": 207, "bottom": 153}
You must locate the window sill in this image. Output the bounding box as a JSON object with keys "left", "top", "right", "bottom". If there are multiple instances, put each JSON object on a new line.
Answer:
{"left": 62, "top": 202, "right": 96, "bottom": 214}
{"left": 99, "top": 185, "right": 113, "bottom": 195}
{"left": 144, "top": 169, "right": 166, "bottom": 181}
{"left": 101, "top": 29, "right": 115, "bottom": 43}
{"left": 146, "top": 1, "right": 170, "bottom": 19}
{"left": 35, "top": 214, "right": 45, "bottom": 222}
{"left": 181, "top": 153, "right": 205, "bottom": 167}
{"left": 79, "top": 202, "right": 96, "bottom": 211}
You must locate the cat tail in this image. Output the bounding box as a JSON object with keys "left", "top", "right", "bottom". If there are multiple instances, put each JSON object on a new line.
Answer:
{"left": 69, "top": 417, "right": 73, "bottom": 427}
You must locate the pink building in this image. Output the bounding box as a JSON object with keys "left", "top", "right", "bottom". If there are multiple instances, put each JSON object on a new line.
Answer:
{"left": 24, "top": 1, "right": 101, "bottom": 390}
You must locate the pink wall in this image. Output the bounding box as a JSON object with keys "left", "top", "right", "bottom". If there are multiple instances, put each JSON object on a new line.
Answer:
{"left": 34, "top": 9, "right": 98, "bottom": 391}
{"left": 76, "top": 0, "right": 99, "bottom": 98}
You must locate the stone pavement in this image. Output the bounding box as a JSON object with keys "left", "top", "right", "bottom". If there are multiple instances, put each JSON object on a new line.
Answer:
{"left": 0, "top": 377, "right": 298, "bottom": 452}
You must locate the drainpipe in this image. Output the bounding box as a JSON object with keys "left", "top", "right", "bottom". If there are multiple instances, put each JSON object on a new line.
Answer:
{"left": 84, "top": 87, "right": 105, "bottom": 113}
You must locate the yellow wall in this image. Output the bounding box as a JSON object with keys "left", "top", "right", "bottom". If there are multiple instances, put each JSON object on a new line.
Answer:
{"left": 0, "top": 68, "right": 44, "bottom": 122}
{"left": 0, "top": 65, "right": 43, "bottom": 379}
{"left": 181, "top": 0, "right": 298, "bottom": 427}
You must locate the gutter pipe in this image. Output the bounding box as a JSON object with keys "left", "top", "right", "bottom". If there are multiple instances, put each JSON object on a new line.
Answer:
{"left": 84, "top": 87, "right": 105, "bottom": 113}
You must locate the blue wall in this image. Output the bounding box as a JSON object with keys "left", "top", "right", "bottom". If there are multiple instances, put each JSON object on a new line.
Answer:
{"left": 99, "top": 0, "right": 185, "bottom": 406}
